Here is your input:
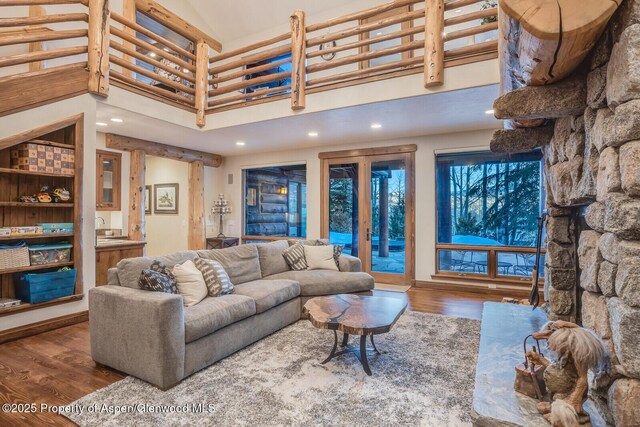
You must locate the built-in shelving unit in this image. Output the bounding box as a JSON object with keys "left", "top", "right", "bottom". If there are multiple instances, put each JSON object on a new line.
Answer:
{"left": 0, "top": 114, "right": 84, "bottom": 317}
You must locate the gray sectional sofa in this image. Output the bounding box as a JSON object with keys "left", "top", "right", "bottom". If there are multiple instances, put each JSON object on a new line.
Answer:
{"left": 88, "top": 240, "right": 374, "bottom": 389}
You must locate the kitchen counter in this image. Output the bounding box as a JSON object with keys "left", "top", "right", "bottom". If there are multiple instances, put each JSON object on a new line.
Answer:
{"left": 95, "top": 238, "right": 146, "bottom": 250}
{"left": 95, "top": 239, "right": 146, "bottom": 286}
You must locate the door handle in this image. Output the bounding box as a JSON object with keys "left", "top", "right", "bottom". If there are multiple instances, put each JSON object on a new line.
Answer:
{"left": 366, "top": 228, "right": 371, "bottom": 241}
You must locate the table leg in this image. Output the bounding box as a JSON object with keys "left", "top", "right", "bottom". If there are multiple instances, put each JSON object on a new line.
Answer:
{"left": 341, "top": 332, "right": 349, "bottom": 347}
{"left": 322, "top": 330, "right": 338, "bottom": 364}
{"left": 359, "top": 335, "right": 372, "bottom": 376}
{"left": 370, "top": 335, "right": 380, "bottom": 354}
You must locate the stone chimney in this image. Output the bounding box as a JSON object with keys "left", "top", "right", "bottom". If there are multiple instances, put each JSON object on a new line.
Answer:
{"left": 543, "top": 1, "right": 640, "bottom": 424}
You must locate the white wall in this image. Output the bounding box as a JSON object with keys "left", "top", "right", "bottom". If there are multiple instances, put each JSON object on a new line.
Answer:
{"left": 215, "top": 129, "right": 506, "bottom": 286}
{"left": 0, "top": 95, "right": 97, "bottom": 331}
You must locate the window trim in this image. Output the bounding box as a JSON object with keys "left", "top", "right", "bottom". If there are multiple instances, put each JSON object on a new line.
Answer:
{"left": 432, "top": 150, "right": 545, "bottom": 287}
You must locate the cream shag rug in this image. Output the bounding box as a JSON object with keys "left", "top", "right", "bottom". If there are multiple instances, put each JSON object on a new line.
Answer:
{"left": 67, "top": 311, "right": 480, "bottom": 426}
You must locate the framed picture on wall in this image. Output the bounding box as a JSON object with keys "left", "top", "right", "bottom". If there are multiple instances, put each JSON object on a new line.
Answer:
{"left": 145, "top": 185, "right": 152, "bottom": 215}
{"left": 154, "top": 183, "right": 179, "bottom": 214}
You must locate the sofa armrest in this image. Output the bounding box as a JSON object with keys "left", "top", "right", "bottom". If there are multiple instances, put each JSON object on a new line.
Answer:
{"left": 338, "top": 254, "right": 362, "bottom": 272}
{"left": 89, "top": 286, "right": 185, "bottom": 389}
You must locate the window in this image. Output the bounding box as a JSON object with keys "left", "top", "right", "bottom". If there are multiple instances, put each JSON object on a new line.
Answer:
{"left": 435, "top": 150, "right": 545, "bottom": 283}
{"left": 359, "top": 6, "right": 413, "bottom": 69}
{"left": 244, "top": 52, "right": 292, "bottom": 95}
{"left": 244, "top": 165, "right": 306, "bottom": 239}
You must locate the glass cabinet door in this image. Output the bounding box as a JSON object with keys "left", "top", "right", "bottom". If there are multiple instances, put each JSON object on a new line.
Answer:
{"left": 96, "top": 150, "right": 121, "bottom": 211}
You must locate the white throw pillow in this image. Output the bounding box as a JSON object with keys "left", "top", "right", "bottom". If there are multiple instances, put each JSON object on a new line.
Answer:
{"left": 303, "top": 245, "right": 339, "bottom": 271}
{"left": 172, "top": 259, "right": 208, "bottom": 307}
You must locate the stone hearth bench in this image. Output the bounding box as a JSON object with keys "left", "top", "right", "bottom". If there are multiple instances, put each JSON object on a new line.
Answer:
{"left": 471, "top": 302, "right": 607, "bottom": 427}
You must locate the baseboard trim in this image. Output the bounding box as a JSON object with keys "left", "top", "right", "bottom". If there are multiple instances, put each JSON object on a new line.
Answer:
{"left": 0, "top": 310, "right": 88, "bottom": 345}
{"left": 414, "top": 280, "right": 543, "bottom": 298}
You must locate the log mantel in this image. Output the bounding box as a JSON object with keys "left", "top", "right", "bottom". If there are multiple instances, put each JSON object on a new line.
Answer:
{"left": 499, "top": 0, "right": 621, "bottom": 87}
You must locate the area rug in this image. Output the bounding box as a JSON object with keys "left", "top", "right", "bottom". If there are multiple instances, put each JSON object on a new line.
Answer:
{"left": 66, "top": 311, "right": 480, "bottom": 426}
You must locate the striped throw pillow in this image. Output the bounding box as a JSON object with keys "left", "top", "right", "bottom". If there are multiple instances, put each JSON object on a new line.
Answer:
{"left": 282, "top": 243, "right": 308, "bottom": 271}
{"left": 194, "top": 257, "right": 234, "bottom": 296}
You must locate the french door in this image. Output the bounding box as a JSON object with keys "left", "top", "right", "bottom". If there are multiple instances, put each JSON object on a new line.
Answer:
{"left": 320, "top": 146, "right": 415, "bottom": 285}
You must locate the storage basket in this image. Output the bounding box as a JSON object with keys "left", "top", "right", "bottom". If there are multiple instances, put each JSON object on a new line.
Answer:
{"left": 14, "top": 268, "right": 76, "bottom": 304}
{"left": 0, "top": 241, "right": 30, "bottom": 271}
{"left": 28, "top": 242, "right": 72, "bottom": 266}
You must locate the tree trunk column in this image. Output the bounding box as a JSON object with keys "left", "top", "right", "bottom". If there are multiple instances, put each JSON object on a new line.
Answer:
{"left": 128, "top": 150, "right": 146, "bottom": 244}
{"left": 379, "top": 176, "right": 389, "bottom": 257}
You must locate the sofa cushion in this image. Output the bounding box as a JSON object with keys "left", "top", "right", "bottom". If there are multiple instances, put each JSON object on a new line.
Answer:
{"left": 173, "top": 260, "right": 208, "bottom": 307}
{"left": 233, "top": 279, "right": 300, "bottom": 314}
{"left": 184, "top": 295, "right": 256, "bottom": 343}
{"left": 304, "top": 245, "right": 338, "bottom": 271}
{"left": 117, "top": 251, "right": 198, "bottom": 289}
{"left": 264, "top": 271, "right": 374, "bottom": 296}
{"left": 256, "top": 240, "right": 290, "bottom": 277}
{"left": 197, "top": 245, "right": 261, "bottom": 284}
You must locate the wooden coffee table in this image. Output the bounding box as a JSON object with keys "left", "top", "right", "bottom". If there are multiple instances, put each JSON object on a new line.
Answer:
{"left": 303, "top": 294, "right": 407, "bottom": 376}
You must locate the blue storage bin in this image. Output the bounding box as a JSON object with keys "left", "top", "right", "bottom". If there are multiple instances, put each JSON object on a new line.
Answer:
{"left": 14, "top": 268, "right": 76, "bottom": 304}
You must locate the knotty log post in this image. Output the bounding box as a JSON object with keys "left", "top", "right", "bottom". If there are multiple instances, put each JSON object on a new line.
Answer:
{"left": 128, "top": 150, "right": 146, "bottom": 243}
{"left": 424, "top": 0, "right": 444, "bottom": 87}
{"left": 88, "top": 0, "right": 110, "bottom": 96}
{"left": 121, "top": 0, "right": 136, "bottom": 78}
{"left": 28, "top": 5, "right": 44, "bottom": 72}
{"left": 289, "top": 10, "right": 306, "bottom": 110}
{"left": 188, "top": 160, "right": 206, "bottom": 250}
{"left": 195, "top": 41, "right": 209, "bottom": 128}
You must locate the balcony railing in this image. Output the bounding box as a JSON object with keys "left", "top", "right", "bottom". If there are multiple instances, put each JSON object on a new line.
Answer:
{"left": 0, "top": 0, "right": 498, "bottom": 126}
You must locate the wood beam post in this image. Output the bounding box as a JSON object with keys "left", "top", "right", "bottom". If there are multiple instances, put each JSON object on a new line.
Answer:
{"left": 88, "top": 0, "right": 110, "bottom": 96}
{"left": 128, "top": 149, "right": 146, "bottom": 242}
{"left": 28, "top": 5, "right": 44, "bottom": 72}
{"left": 424, "top": 0, "right": 444, "bottom": 87}
{"left": 188, "top": 160, "right": 205, "bottom": 250}
{"left": 195, "top": 41, "right": 209, "bottom": 128}
{"left": 289, "top": 10, "right": 306, "bottom": 110}
{"left": 122, "top": 0, "right": 136, "bottom": 78}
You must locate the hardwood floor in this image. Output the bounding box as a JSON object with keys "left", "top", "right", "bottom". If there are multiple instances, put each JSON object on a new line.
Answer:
{"left": 0, "top": 288, "right": 501, "bottom": 426}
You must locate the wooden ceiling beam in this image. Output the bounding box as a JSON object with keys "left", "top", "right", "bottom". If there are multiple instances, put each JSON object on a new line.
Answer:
{"left": 105, "top": 133, "right": 223, "bottom": 168}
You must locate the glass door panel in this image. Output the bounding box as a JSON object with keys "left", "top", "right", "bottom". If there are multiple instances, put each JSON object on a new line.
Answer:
{"left": 328, "top": 162, "right": 360, "bottom": 257}
{"left": 369, "top": 158, "right": 406, "bottom": 275}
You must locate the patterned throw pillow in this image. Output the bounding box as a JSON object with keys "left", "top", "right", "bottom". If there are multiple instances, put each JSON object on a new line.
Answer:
{"left": 194, "top": 257, "right": 234, "bottom": 296}
{"left": 282, "top": 243, "right": 308, "bottom": 271}
{"left": 138, "top": 261, "right": 178, "bottom": 294}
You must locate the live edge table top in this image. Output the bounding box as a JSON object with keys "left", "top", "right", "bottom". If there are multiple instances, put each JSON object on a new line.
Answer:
{"left": 303, "top": 294, "right": 408, "bottom": 336}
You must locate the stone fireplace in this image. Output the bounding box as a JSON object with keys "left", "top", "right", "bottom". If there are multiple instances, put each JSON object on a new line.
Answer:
{"left": 542, "top": 1, "right": 640, "bottom": 424}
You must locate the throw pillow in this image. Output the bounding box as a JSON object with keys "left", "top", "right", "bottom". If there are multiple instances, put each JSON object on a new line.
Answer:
{"left": 138, "top": 265, "right": 178, "bottom": 294}
{"left": 193, "top": 257, "right": 234, "bottom": 296}
{"left": 316, "top": 240, "right": 344, "bottom": 268}
{"left": 282, "top": 243, "right": 308, "bottom": 271}
{"left": 304, "top": 244, "right": 339, "bottom": 271}
{"left": 172, "top": 259, "right": 208, "bottom": 307}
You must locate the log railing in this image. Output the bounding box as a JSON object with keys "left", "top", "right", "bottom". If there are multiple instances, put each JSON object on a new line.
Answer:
{"left": 0, "top": 0, "right": 498, "bottom": 125}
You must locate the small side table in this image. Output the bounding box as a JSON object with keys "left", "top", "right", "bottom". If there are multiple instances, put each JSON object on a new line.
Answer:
{"left": 206, "top": 237, "right": 239, "bottom": 249}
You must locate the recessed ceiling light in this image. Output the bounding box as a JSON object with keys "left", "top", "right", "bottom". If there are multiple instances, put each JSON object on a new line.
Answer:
{"left": 485, "top": 109, "right": 495, "bottom": 115}
{"left": 455, "top": 9, "right": 462, "bottom": 13}
{"left": 110, "top": 118, "right": 123, "bottom": 123}
{"left": 183, "top": 68, "right": 189, "bottom": 73}
{"left": 371, "top": 123, "right": 382, "bottom": 129}
{"left": 96, "top": 122, "right": 108, "bottom": 127}
{"left": 308, "top": 131, "right": 318, "bottom": 137}
{"left": 149, "top": 52, "right": 156, "bottom": 58}
{"left": 235, "top": 141, "right": 246, "bottom": 146}
{"left": 376, "top": 32, "right": 383, "bottom": 36}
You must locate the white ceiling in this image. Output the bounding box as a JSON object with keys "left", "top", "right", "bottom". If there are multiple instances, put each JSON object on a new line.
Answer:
{"left": 96, "top": 84, "right": 501, "bottom": 157}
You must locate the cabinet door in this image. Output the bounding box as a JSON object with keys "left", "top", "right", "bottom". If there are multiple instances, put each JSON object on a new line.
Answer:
{"left": 96, "top": 150, "right": 122, "bottom": 211}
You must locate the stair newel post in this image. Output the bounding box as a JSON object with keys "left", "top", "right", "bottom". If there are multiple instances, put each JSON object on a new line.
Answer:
{"left": 195, "top": 41, "right": 210, "bottom": 128}
{"left": 424, "top": 0, "right": 444, "bottom": 87}
{"left": 289, "top": 10, "right": 306, "bottom": 110}
{"left": 88, "top": 0, "right": 110, "bottom": 96}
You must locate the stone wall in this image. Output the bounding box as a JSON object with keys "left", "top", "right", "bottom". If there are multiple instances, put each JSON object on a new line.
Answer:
{"left": 542, "top": 1, "right": 640, "bottom": 425}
